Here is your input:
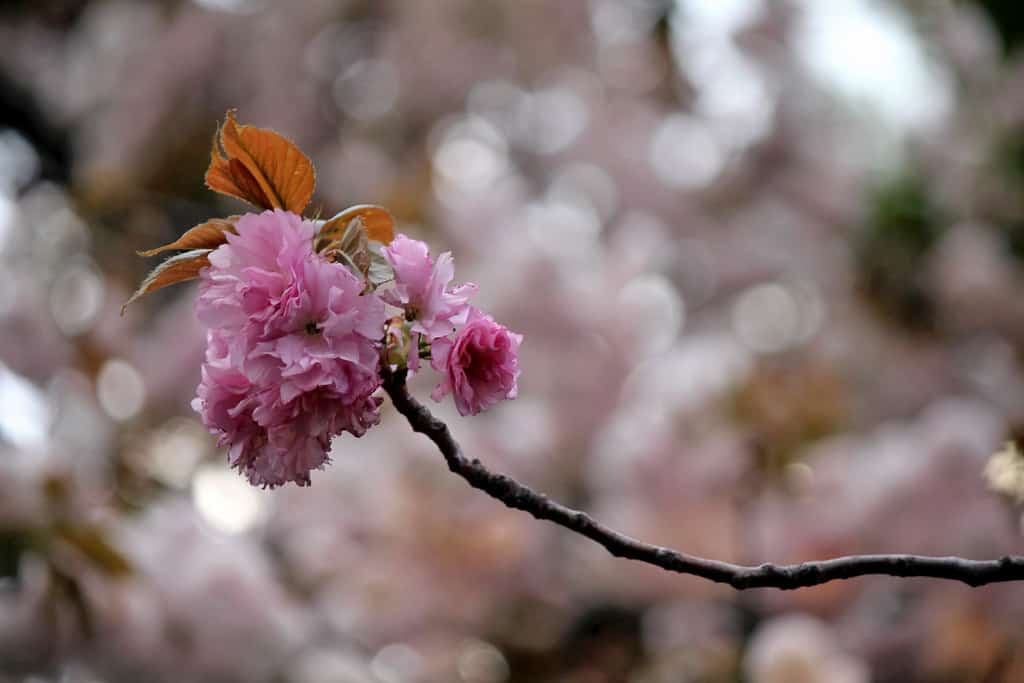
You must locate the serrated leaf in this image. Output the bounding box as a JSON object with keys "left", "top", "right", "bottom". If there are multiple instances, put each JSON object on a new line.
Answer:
{"left": 136, "top": 216, "right": 239, "bottom": 256}
{"left": 314, "top": 205, "right": 395, "bottom": 252}
{"left": 204, "top": 110, "right": 315, "bottom": 214}
{"left": 205, "top": 135, "right": 247, "bottom": 204}
{"left": 121, "top": 249, "right": 211, "bottom": 314}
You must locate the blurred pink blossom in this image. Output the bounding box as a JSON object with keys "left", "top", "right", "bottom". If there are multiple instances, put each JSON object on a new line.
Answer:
{"left": 431, "top": 308, "right": 521, "bottom": 416}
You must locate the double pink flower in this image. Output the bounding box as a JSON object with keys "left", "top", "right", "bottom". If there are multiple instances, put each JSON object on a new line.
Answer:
{"left": 192, "top": 213, "right": 521, "bottom": 487}
{"left": 382, "top": 235, "right": 521, "bottom": 416}
{"left": 380, "top": 234, "right": 477, "bottom": 340}
{"left": 430, "top": 308, "right": 522, "bottom": 416}
{"left": 193, "top": 210, "right": 386, "bottom": 487}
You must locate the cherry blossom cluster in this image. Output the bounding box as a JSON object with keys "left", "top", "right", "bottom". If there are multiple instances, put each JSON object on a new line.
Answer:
{"left": 191, "top": 209, "right": 521, "bottom": 487}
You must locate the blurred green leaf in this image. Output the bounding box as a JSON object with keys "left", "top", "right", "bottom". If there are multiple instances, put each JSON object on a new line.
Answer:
{"left": 0, "top": 530, "right": 27, "bottom": 581}
{"left": 857, "top": 171, "right": 944, "bottom": 329}
{"left": 988, "top": 127, "right": 1024, "bottom": 263}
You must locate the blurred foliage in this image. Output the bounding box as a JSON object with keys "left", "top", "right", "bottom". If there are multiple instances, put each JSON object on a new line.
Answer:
{"left": 0, "top": 530, "right": 26, "bottom": 581}
{"left": 0, "top": 70, "right": 70, "bottom": 185}
{"left": 0, "top": 0, "right": 91, "bottom": 26}
{"left": 972, "top": 0, "right": 1024, "bottom": 54}
{"left": 990, "top": 126, "right": 1024, "bottom": 262}
{"left": 857, "top": 171, "right": 944, "bottom": 330}
{"left": 730, "top": 359, "right": 846, "bottom": 476}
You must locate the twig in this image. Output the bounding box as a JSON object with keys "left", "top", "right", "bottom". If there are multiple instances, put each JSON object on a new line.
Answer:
{"left": 381, "top": 368, "right": 1024, "bottom": 590}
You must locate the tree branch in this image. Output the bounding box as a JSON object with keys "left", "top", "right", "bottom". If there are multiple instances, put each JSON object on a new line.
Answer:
{"left": 381, "top": 368, "right": 1024, "bottom": 590}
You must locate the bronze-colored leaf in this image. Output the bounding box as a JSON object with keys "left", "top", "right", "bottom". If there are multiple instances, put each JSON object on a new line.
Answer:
{"left": 121, "top": 249, "right": 211, "bottom": 314}
{"left": 315, "top": 204, "right": 395, "bottom": 251}
{"left": 228, "top": 157, "right": 274, "bottom": 209}
{"left": 205, "top": 133, "right": 247, "bottom": 203}
{"left": 204, "top": 110, "right": 315, "bottom": 214}
{"left": 136, "top": 216, "right": 239, "bottom": 257}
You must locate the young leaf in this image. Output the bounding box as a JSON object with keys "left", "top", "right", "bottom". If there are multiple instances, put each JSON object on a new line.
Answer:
{"left": 367, "top": 245, "right": 394, "bottom": 287}
{"left": 204, "top": 110, "right": 315, "bottom": 214}
{"left": 121, "top": 249, "right": 211, "bottom": 314}
{"left": 338, "top": 214, "right": 369, "bottom": 259}
{"left": 136, "top": 216, "right": 239, "bottom": 256}
{"left": 314, "top": 204, "right": 395, "bottom": 252}
{"left": 206, "top": 136, "right": 248, "bottom": 205}
{"left": 315, "top": 206, "right": 397, "bottom": 282}
{"left": 321, "top": 223, "right": 370, "bottom": 280}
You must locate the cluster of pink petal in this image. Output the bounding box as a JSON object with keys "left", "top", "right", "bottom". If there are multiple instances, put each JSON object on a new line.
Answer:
{"left": 431, "top": 308, "right": 522, "bottom": 416}
{"left": 381, "top": 234, "right": 477, "bottom": 339}
{"left": 382, "top": 234, "right": 521, "bottom": 416}
{"left": 192, "top": 210, "right": 386, "bottom": 487}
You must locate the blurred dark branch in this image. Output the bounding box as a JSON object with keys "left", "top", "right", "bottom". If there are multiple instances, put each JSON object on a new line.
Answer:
{"left": 0, "top": 67, "right": 71, "bottom": 185}
{"left": 382, "top": 368, "right": 1024, "bottom": 590}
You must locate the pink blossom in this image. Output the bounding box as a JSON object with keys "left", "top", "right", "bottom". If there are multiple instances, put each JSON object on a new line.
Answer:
{"left": 196, "top": 209, "right": 318, "bottom": 342}
{"left": 242, "top": 256, "right": 387, "bottom": 405}
{"left": 381, "top": 234, "right": 477, "bottom": 340}
{"left": 192, "top": 210, "right": 388, "bottom": 487}
{"left": 430, "top": 308, "right": 522, "bottom": 416}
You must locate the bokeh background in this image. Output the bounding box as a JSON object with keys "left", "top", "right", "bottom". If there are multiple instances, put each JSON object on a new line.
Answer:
{"left": 2, "top": 0, "right": 1024, "bottom": 681}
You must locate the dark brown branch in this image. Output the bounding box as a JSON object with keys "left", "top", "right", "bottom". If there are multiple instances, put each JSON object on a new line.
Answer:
{"left": 381, "top": 368, "right": 1024, "bottom": 590}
